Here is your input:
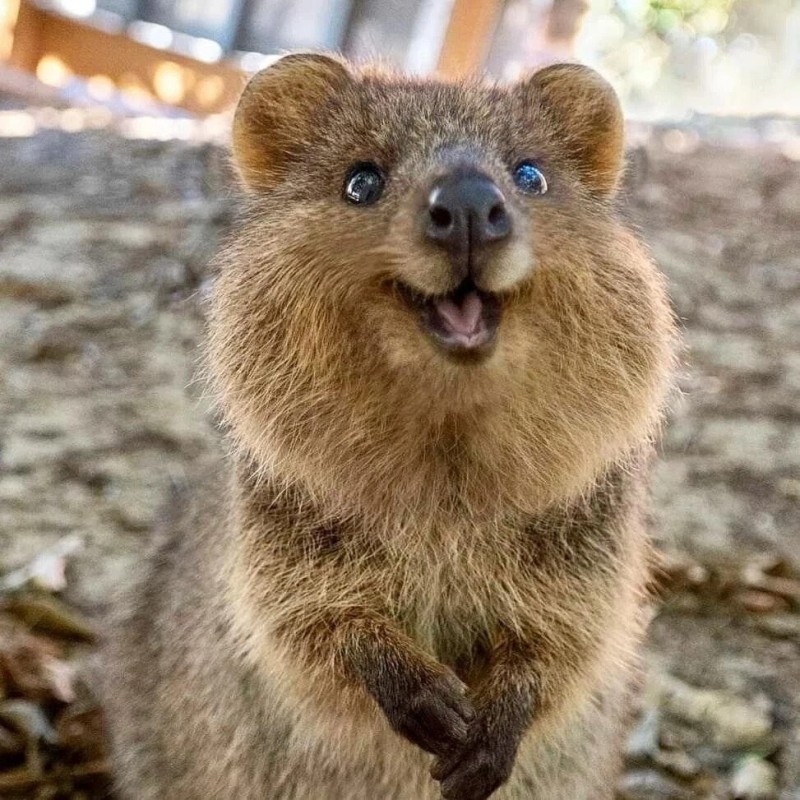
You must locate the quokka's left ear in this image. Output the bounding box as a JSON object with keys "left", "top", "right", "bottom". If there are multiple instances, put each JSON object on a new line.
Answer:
{"left": 518, "top": 63, "right": 625, "bottom": 197}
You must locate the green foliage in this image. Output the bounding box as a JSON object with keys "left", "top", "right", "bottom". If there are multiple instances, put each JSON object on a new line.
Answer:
{"left": 616, "top": 0, "right": 737, "bottom": 38}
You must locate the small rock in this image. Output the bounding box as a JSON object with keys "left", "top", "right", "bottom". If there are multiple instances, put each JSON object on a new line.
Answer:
{"left": 654, "top": 749, "right": 702, "bottom": 780}
{"left": 737, "top": 590, "right": 790, "bottom": 614}
{"left": 0, "top": 534, "right": 83, "bottom": 593}
{"left": 627, "top": 708, "right": 661, "bottom": 761}
{"left": 618, "top": 769, "right": 693, "bottom": 800}
{"left": 648, "top": 672, "right": 773, "bottom": 749}
{"left": 0, "top": 699, "right": 58, "bottom": 744}
{"left": 98, "top": 221, "right": 161, "bottom": 248}
{"left": 109, "top": 484, "right": 160, "bottom": 531}
{"left": 656, "top": 552, "right": 710, "bottom": 594}
{"left": 731, "top": 756, "right": 778, "bottom": 799}
{"left": 755, "top": 613, "right": 800, "bottom": 639}
{"left": 3, "top": 593, "right": 96, "bottom": 642}
{"left": 743, "top": 566, "right": 800, "bottom": 602}
{"left": 778, "top": 478, "right": 800, "bottom": 499}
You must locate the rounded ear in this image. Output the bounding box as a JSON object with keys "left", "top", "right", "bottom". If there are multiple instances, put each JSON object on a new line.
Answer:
{"left": 520, "top": 63, "right": 624, "bottom": 197}
{"left": 232, "top": 53, "right": 352, "bottom": 192}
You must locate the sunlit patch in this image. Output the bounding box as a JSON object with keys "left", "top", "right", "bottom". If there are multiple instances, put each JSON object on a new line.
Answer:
{"left": 153, "top": 61, "right": 185, "bottom": 105}
{"left": 1, "top": 28, "right": 13, "bottom": 62}
{"left": 194, "top": 75, "right": 225, "bottom": 108}
{"left": 662, "top": 129, "right": 700, "bottom": 155}
{"left": 59, "top": 108, "right": 85, "bottom": 132}
{"left": 0, "top": 110, "right": 36, "bottom": 137}
{"left": 119, "top": 115, "right": 192, "bottom": 141}
{"left": 782, "top": 140, "right": 800, "bottom": 161}
{"left": 86, "top": 74, "right": 115, "bottom": 101}
{"left": 84, "top": 106, "right": 114, "bottom": 129}
{"left": 0, "top": 95, "right": 228, "bottom": 142}
{"left": 36, "top": 54, "right": 72, "bottom": 88}
{"left": 50, "top": 0, "right": 96, "bottom": 18}
{"left": 187, "top": 36, "right": 222, "bottom": 64}
{"left": 118, "top": 72, "right": 154, "bottom": 105}
{"left": 128, "top": 20, "right": 173, "bottom": 50}
{"left": 238, "top": 51, "right": 276, "bottom": 73}
{"left": 34, "top": 106, "right": 61, "bottom": 128}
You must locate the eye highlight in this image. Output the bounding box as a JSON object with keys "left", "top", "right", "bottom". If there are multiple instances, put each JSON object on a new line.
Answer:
{"left": 343, "top": 162, "right": 385, "bottom": 205}
{"left": 512, "top": 161, "right": 548, "bottom": 196}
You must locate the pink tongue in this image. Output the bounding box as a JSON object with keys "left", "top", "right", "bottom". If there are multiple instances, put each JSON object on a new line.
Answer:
{"left": 434, "top": 291, "right": 483, "bottom": 336}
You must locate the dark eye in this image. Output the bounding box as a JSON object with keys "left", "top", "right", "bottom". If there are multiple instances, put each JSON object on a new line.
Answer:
{"left": 343, "top": 162, "right": 385, "bottom": 205}
{"left": 512, "top": 161, "right": 548, "bottom": 196}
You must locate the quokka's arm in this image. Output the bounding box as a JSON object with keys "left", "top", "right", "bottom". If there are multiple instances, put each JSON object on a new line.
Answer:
{"left": 431, "top": 585, "right": 624, "bottom": 800}
{"left": 276, "top": 609, "right": 476, "bottom": 758}
{"left": 431, "top": 632, "right": 538, "bottom": 800}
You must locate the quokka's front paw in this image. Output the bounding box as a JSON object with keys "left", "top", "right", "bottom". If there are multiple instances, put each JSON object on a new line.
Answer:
{"left": 383, "top": 670, "right": 476, "bottom": 757}
{"left": 430, "top": 723, "right": 517, "bottom": 800}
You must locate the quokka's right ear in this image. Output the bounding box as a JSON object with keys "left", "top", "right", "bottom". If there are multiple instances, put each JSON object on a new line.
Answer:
{"left": 518, "top": 63, "right": 625, "bottom": 197}
{"left": 232, "top": 53, "right": 352, "bottom": 192}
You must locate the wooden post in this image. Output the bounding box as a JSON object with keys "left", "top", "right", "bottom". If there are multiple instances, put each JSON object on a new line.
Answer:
{"left": 436, "top": 0, "right": 504, "bottom": 78}
{"left": 7, "top": 0, "right": 41, "bottom": 71}
{"left": 544, "top": 0, "right": 589, "bottom": 57}
{"left": 1, "top": 0, "right": 20, "bottom": 62}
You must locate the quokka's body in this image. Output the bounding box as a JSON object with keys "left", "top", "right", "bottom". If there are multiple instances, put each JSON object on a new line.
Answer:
{"left": 105, "top": 55, "right": 676, "bottom": 800}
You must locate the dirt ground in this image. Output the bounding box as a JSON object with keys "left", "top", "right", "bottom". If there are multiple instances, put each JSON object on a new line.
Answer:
{"left": 0, "top": 113, "right": 798, "bottom": 798}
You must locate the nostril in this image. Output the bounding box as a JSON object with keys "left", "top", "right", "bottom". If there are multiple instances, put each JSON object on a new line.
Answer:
{"left": 486, "top": 202, "right": 511, "bottom": 241}
{"left": 429, "top": 205, "right": 453, "bottom": 230}
{"left": 487, "top": 203, "right": 506, "bottom": 227}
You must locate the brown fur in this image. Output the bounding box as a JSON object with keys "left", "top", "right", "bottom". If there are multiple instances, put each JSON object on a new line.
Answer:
{"left": 105, "top": 55, "right": 676, "bottom": 800}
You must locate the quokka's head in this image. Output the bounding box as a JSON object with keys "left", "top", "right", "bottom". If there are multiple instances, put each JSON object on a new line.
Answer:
{"left": 209, "top": 54, "right": 675, "bottom": 516}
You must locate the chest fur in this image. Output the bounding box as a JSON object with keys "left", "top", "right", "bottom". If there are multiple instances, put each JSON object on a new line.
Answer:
{"left": 377, "top": 512, "right": 624, "bottom": 671}
{"left": 240, "top": 464, "right": 637, "bottom": 671}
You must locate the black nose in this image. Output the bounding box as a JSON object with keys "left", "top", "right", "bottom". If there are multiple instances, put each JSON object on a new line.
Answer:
{"left": 425, "top": 173, "right": 511, "bottom": 276}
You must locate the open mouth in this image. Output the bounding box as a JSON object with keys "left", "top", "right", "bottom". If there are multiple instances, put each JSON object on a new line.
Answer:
{"left": 396, "top": 279, "right": 502, "bottom": 357}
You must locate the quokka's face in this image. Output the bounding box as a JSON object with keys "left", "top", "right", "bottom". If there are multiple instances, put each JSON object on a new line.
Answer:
{"left": 226, "top": 55, "right": 665, "bottom": 375}
{"left": 211, "top": 56, "right": 674, "bottom": 506}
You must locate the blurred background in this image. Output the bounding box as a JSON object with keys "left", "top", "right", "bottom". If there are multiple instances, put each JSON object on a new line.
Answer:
{"left": 0, "top": 1, "right": 799, "bottom": 799}
{"left": 1, "top": 0, "right": 799, "bottom": 128}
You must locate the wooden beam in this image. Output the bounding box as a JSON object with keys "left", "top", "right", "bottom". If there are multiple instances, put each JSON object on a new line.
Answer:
{"left": 8, "top": 0, "right": 247, "bottom": 115}
{"left": 436, "top": 0, "right": 504, "bottom": 79}
{"left": 1, "top": 0, "right": 21, "bottom": 62}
